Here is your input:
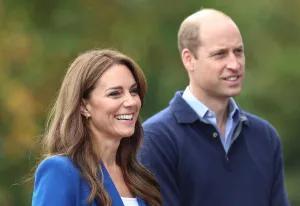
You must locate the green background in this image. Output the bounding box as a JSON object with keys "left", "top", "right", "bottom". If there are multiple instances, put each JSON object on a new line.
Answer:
{"left": 0, "top": 0, "right": 299, "bottom": 205}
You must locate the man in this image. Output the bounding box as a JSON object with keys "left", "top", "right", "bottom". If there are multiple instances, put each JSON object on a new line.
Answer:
{"left": 139, "top": 8, "right": 290, "bottom": 206}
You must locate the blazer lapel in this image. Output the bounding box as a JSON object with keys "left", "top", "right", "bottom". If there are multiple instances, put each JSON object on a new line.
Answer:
{"left": 101, "top": 165, "right": 124, "bottom": 206}
{"left": 101, "top": 165, "right": 148, "bottom": 206}
{"left": 137, "top": 197, "right": 148, "bottom": 206}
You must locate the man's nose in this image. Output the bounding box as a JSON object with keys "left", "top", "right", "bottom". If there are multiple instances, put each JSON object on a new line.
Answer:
{"left": 226, "top": 53, "right": 241, "bottom": 70}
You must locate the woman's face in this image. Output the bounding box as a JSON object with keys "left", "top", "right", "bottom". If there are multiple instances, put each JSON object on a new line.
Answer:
{"left": 83, "top": 64, "right": 141, "bottom": 141}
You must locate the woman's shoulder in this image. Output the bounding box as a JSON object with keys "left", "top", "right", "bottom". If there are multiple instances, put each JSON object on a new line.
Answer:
{"left": 37, "top": 155, "right": 76, "bottom": 169}
{"left": 35, "top": 155, "right": 80, "bottom": 182}
{"left": 32, "top": 155, "right": 84, "bottom": 205}
{"left": 38, "top": 154, "right": 73, "bottom": 165}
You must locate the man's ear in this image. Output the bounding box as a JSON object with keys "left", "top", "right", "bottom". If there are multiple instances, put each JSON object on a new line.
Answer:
{"left": 181, "top": 48, "right": 196, "bottom": 72}
{"left": 80, "top": 100, "right": 91, "bottom": 118}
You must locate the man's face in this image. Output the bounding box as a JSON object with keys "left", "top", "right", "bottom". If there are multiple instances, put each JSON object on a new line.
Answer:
{"left": 190, "top": 17, "right": 245, "bottom": 102}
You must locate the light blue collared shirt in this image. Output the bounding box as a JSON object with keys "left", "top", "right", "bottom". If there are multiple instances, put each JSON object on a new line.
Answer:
{"left": 182, "top": 87, "right": 240, "bottom": 152}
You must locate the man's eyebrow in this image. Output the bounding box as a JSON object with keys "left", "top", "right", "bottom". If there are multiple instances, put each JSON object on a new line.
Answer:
{"left": 209, "top": 48, "right": 227, "bottom": 56}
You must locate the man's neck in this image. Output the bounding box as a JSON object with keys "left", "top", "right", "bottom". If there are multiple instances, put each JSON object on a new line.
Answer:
{"left": 189, "top": 85, "right": 230, "bottom": 136}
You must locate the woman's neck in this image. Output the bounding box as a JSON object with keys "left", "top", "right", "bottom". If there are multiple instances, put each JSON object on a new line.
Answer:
{"left": 89, "top": 131, "right": 121, "bottom": 167}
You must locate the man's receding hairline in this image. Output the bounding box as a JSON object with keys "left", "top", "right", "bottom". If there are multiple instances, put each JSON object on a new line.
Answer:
{"left": 183, "top": 9, "right": 231, "bottom": 26}
{"left": 178, "top": 8, "right": 236, "bottom": 56}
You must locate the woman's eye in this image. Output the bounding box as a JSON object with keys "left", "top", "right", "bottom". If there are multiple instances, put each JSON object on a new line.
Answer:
{"left": 108, "top": 91, "right": 120, "bottom": 97}
{"left": 130, "top": 88, "right": 139, "bottom": 95}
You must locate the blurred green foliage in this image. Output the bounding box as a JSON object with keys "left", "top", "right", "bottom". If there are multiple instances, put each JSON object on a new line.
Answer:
{"left": 0, "top": 0, "right": 299, "bottom": 205}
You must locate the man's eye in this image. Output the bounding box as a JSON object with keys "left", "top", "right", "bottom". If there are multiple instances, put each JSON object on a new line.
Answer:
{"left": 213, "top": 51, "right": 226, "bottom": 58}
{"left": 235, "top": 48, "right": 244, "bottom": 55}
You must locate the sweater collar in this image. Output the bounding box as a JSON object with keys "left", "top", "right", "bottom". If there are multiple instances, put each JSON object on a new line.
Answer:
{"left": 169, "top": 91, "right": 249, "bottom": 126}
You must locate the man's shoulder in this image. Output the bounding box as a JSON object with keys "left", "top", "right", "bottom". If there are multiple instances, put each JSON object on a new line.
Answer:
{"left": 242, "top": 110, "right": 275, "bottom": 129}
{"left": 241, "top": 110, "right": 281, "bottom": 146}
{"left": 143, "top": 106, "right": 178, "bottom": 132}
{"left": 144, "top": 107, "right": 173, "bottom": 124}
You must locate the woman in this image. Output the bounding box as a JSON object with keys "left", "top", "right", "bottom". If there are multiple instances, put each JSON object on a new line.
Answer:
{"left": 32, "top": 49, "right": 161, "bottom": 206}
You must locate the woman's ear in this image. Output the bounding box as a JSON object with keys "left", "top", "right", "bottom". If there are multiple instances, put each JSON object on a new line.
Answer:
{"left": 80, "top": 100, "right": 91, "bottom": 119}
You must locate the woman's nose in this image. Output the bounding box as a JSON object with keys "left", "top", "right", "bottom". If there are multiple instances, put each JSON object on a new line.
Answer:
{"left": 123, "top": 93, "right": 139, "bottom": 107}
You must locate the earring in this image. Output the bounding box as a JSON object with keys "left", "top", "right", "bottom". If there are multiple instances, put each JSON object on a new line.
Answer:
{"left": 81, "top": 113, "right": 90, "bottom": 120}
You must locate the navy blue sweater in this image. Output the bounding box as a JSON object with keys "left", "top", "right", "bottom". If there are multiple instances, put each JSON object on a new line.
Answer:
{"left": 139, "top": 91, "right": 289, "bottom": 206}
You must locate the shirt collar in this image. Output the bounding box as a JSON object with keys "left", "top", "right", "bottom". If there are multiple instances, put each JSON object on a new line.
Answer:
{"left": 182, "top": 86, "right": 209, "bottom": 118}
{"left": 228, "top": 98, "right": 240, "bottom": 121}
{"left": 182, "top": 86, "right": 241, "bottom": 120}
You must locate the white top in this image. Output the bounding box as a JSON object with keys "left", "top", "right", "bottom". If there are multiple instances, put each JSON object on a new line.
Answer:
{"left": 121, "top": 197, "right": 139, "bottom": 206}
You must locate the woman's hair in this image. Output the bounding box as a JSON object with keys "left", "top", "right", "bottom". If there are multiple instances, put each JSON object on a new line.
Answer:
{"left": 43, "top": 49, "right": 161, "bottom": 206}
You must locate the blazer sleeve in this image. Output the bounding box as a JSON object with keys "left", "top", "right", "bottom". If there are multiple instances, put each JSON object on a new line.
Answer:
{"left": 139, "top": 130, "right": 180, "bottom": 206}
{"left": 32, "top": 156, "right": 79, "bottom": 206}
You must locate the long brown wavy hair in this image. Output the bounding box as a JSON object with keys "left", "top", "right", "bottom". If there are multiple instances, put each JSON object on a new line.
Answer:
{"left": 42, "top": 49, "right": 161, "bottom": 206}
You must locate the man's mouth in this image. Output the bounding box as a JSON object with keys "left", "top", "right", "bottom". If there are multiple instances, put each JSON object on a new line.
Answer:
{"left": 223, "top": 75, "right": 240, "bottom": 81}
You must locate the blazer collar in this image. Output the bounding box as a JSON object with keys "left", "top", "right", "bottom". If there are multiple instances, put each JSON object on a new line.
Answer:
{"left": 101, "top": 165, "right": 148, "bottom": 206}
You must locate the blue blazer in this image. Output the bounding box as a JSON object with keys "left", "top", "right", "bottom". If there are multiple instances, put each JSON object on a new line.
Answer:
{"left": 32, "top": 155, "right": 147, "bottom": 206}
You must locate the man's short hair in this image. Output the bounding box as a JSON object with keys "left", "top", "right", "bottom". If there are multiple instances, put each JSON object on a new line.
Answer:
{"left": 177, "top": 9, "right": 230, "bottom": 58}
{"left": 177, "top": 20, "right": 200, "bottom": 58}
